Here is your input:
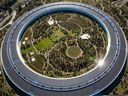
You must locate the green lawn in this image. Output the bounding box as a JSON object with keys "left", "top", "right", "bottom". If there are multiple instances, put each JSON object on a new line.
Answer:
{"left": 35, "top": 37, "right": 54, "bottom": 50}
{"left": 88, "top": 57, "right": 95, "bottom": 62}
{"left": 21, "top": 27, "right": 65, "bottom": 54}
{"left": 21, "top": 28, "right": 34, "bottom": 54}
{"left": 67, "top": 30, "right": 75, "bottom": 37}
{"left": 50, "top": 28, "right": 65, "bottom": 41}
{"left": 21, "top": 44, "right": 35, "bottom": 54}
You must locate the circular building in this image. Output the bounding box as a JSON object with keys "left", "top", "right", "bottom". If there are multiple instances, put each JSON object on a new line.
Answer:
{"left": 1, "top": 2, "right": 127, "bottom": 96}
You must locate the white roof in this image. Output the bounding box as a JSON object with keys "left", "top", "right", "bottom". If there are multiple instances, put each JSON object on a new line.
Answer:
{"left": 47, "top": 18, "right": 54, "bottom": 25}
{"left": 25, "top": 37, "right": 28, "bottom": 40}
{"left": 22, "top": 41, "right": 26, "bottom": 45}
{"left": 80, "top": 34, "right": 90, "bottom": 39}
{"left": 31, "top": 57, "right": 36, "bottom": 62}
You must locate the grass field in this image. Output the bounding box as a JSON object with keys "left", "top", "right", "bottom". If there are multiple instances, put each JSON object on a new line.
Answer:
{"left": 35, "top": 37, "right": 54, "bottom": 50}
{"left": 21, "top": 44, "right": 35, "bottom": 54}
{"left": 50, "top": 28, "right": 65, "bottom": 42}
{"left": 66, "top": 46, "right": 82, "bottom": 58}
{"left": 21, "top": 27, "right": 65, "bottom": 53}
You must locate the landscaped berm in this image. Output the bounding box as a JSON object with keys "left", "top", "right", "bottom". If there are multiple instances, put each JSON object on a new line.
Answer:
{"left": 21, "top": 12, "right": 107, "bottom": 78}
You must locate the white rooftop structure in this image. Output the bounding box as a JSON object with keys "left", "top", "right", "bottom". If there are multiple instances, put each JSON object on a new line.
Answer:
{"left": 47, "top": 17, "right": 54, "bottom": 25}
{"left": 22, "top": 41, "right": 26, "bottom": 45}
{"left": 25, "top": 37, "right": 28, "bottom": 40}
{"left": 80, "top": 34, "right": 90, "bottom": 39}
{"left": 30, "top": 52, "right": 34, "bottom": 55}
{"left": 31, "top": 57, "right": 36, "bottom": 62}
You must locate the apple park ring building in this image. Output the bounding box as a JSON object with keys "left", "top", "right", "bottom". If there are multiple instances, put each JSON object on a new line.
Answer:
{"left": 1, "top": 2, "right": 127, "bottom": 96}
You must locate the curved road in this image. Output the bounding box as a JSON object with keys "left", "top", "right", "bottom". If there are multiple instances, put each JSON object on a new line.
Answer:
{"left": 1, "top": 2, "right": 127, "bottom": 96}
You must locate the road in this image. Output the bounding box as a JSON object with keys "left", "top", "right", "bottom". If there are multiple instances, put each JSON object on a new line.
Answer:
{"left": 0, "top": 10, "right": 17, "bottom": 30}
{"left": 112, "top": 0, "right": 128, "bottom": 8}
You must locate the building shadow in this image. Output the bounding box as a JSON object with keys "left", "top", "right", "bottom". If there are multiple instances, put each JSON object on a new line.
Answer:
{"left": 2, "top": 68, "right": 29, "bottom": 96}
{"left": 96, "top": 60, "right": 127, "bottom": 95}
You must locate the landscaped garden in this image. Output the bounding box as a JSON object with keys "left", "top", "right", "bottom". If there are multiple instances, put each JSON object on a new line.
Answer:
{"left": 20, "top": 12, "right": 107, "bottom": 78}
